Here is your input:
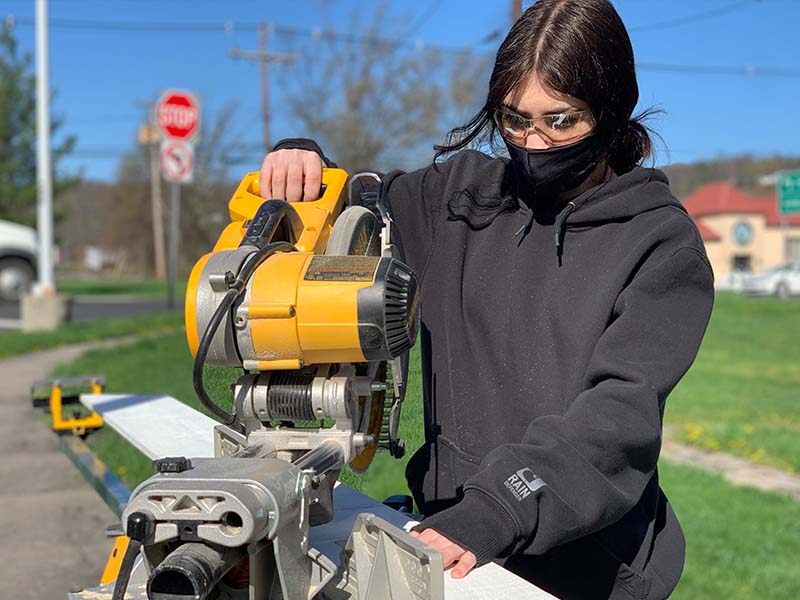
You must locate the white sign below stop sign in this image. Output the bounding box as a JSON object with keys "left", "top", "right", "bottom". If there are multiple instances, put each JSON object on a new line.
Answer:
{"left": 160, "top": 140, "right": 194, "bottom": 183}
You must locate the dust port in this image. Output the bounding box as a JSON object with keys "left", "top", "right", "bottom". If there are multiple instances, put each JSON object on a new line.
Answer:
{"left": 149, "top": 570, "right": 197, "bottom": 600}
{"left": 221, "top": 511, "right": 243, "bottom": 533}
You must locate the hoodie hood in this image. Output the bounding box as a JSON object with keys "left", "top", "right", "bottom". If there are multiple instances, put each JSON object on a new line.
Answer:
{"left": 557, "top": 167, "right": 684, "bottom": 226}
{"left": 443, "top": 153, "right": 687, "bottom": 257}
{"left": 512, "top": 166, "right": 686, "bottom": 255}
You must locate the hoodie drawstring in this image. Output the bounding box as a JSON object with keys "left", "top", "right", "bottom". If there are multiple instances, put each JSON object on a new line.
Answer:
{"left": 514, "top": 208, "right": 535, "bottom": 239}
{"left": 514, "top": 200, "right": 577, "bottom": 255}
{"left": 554, "top": 201, "right": 577, "bottom": 257}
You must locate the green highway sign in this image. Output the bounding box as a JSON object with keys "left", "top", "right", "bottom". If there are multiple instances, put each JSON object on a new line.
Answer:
{"left": 778, "top": 171, "right": 800, "bottom": 214}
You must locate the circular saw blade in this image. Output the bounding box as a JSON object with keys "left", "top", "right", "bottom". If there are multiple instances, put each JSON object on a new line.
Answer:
{"left": 326, "top": 205, "right": 385, "bottom": 472}
{"left": 325, "top": 205, "right": 382, "bottom": 257}
{"left": 350, "top": 362, "right": 386, "bottom": 473}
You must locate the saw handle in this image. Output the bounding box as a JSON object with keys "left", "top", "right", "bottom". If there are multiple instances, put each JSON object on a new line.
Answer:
{"left": 248, "top": 167, "right": 346, "bottom": 212}
{"left": 240, "top": 200, "right": 304, "bottom": 249}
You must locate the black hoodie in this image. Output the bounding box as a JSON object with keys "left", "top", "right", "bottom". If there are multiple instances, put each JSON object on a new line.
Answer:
{"left": 274, "top": 140, "right": 714, "bottom": 600}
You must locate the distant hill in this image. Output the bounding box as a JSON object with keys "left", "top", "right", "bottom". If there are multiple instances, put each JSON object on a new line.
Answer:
{"left": 660, "top": 155, "right": 800, "bottom": 199}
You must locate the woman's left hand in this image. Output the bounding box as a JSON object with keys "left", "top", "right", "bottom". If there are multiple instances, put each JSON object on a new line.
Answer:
{"left": 409, "top": 529, "right": 478, "bottom": 578}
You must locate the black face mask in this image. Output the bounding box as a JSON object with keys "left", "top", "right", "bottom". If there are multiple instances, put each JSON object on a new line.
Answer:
{"left": 504, "top": 134, "right": 604, "bottom": 198}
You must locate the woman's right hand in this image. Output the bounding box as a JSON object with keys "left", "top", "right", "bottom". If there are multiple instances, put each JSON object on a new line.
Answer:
{"left": 259, "top": 149, "right": 325, "bottom": 203}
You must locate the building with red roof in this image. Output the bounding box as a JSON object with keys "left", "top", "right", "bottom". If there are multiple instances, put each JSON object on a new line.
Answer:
{"left": 682, "top": 181, "right": 800, "bottom": 283}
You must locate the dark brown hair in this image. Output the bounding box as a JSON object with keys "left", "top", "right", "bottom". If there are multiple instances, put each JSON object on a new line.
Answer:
{"left": 436, "top": 0, "right": 654, "bottom": 174}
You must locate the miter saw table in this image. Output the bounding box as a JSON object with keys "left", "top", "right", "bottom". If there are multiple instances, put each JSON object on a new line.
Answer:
{"left": 68, "top": 392, "right": 554, "bottom": 600}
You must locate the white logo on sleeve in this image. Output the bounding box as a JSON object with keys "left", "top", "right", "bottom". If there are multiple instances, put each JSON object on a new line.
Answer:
{"left": 503, "top": 468, "right": 546, "bottom": 502}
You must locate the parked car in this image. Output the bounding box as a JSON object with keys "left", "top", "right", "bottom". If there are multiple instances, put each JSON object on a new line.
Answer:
{"left": 0, "top": 219, "right": 37, "bottom": 301}
{"left": 740, "top": 262, "right": 800, "bottom": 299}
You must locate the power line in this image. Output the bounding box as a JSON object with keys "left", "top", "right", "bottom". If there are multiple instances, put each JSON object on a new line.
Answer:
{"left": 7, "top": 14, "right": 800, "bottom": 78}
{"left": 273, "top": 23, "right": 478, "bottom": 55}
{"left": 404, "top": 0, "right": 443, "bottom": 38}
{"left": 629, "top": 0, "right": 757, "bottom": 33}
{"left": 70, "top": 142, "right": 265, "bottom": 157}
{"left": 68, "top": 114, "right": 141, "bottom": 124}
{"left": 475, "top": 0, "right": 522, "bottom": 46}
{"left": 9, "top": 15, "right": 237, "bottom": 32}
{"left": 7, "top": 15, "right": 481, "bottom": 55}
{"left": 638, "top": 62, "right": 800, "bottom": 78}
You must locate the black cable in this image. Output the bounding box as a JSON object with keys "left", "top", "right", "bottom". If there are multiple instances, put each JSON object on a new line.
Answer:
{"left": 111, "top": 538, "right": 141, "bottom": 600}
{"left": 193, "top": 288, "right": 240, "bottom": 426}
{"left": 192, "top": 241, "right": 295, "bottom": 428}
{"left": 112, "top": 512, "right": 153, "bottom": 600}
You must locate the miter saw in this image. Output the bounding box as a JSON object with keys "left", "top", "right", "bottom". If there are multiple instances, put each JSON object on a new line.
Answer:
{"left": 103, "top": 169, "right": 443, "bottom": 600}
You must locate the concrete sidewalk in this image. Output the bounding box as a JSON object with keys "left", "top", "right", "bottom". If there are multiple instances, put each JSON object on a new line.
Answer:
{"left": 0, "top": 344, "right": 118, "bottom": 600}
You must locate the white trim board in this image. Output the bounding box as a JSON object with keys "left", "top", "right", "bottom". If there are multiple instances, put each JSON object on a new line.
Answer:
{"left": 80, "top": 393, "right": 217, "bottom": 459}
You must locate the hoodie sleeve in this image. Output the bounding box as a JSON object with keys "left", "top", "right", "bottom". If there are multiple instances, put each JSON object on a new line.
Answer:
{"left": 270, "top": 138, "right": 447, "bottom": 279}
{"left": 381, "top": 167, "right": 446, "bottom": 280}
{"left": 415, "top": 246, "right": 714, "bottom": 563}
{"left": 271, "top": 138, "right": 338, "bottom": 168}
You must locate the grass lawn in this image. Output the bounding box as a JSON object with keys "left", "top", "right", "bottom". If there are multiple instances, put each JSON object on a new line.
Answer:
{"left": 48, "top": 293, "right": 800, "bottom": 598}
{"left": 57, "top": 277, "right": 186, "bottom": 299}
{"left": 661, "top": 461, "right": 800, "bottom": 599}
{"left": 0, "top": 311, "right": 184, "bottom": 358}
{"left": 666, "top": 292, "right": 800, "bottom": 473}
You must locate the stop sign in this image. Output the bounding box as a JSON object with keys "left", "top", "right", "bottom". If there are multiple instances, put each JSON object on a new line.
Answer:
{"left": 156, "top": 90, "right": 200, "bottom": 141}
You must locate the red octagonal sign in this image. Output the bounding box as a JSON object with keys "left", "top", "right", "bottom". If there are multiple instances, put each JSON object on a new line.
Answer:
{"left": 157, "top": 90, "right": 200, "bottom": 141}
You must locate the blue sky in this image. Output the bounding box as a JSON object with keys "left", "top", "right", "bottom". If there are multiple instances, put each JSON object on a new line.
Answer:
{"left": 5, "top": 0, "right": 800, "bottom": 181}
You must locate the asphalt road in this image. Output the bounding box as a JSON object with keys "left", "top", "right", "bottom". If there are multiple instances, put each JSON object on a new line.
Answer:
{"left": 0, "top": 297, "right": 181, "bottom": 328}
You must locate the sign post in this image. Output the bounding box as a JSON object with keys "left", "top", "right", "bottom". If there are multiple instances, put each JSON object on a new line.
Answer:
{"left": 156, "top": 90, "right": 200, "bottom": 309}
{"left": 168, "top": 182, "right": 181, "bottom": 310}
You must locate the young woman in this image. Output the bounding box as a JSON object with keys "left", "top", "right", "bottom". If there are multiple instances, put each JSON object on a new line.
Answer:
{"left": 259, "top": 1, "right": 714, "bottom": 598}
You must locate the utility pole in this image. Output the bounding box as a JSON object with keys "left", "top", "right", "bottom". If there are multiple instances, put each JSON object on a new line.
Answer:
{"left": 35, "top": 0, "right": 53, "bottom": 294}
{"left": 137, "top": 108, "right": 167, "bottom": 281}
{"left": 229, "top": 23, "right": 294, "bottom": 152}
{"left": 23, "top": 0, "right": 66, "bottom": 330}
{"left": 512, "top": 0, "right": 523, "bottom": 24}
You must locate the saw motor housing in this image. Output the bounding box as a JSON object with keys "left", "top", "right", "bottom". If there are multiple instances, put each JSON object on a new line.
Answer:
{"left": 184, "top": 169, "right": 417, "bottom": 469}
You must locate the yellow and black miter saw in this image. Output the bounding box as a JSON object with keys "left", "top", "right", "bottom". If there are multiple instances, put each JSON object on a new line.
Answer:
{"left": 103, "top": 169, "right": 445, "bottom": 600}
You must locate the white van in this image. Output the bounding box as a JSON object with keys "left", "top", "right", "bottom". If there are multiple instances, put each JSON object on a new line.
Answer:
{"left": 0, "top": 220, "right": 37, "bottom": 301}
